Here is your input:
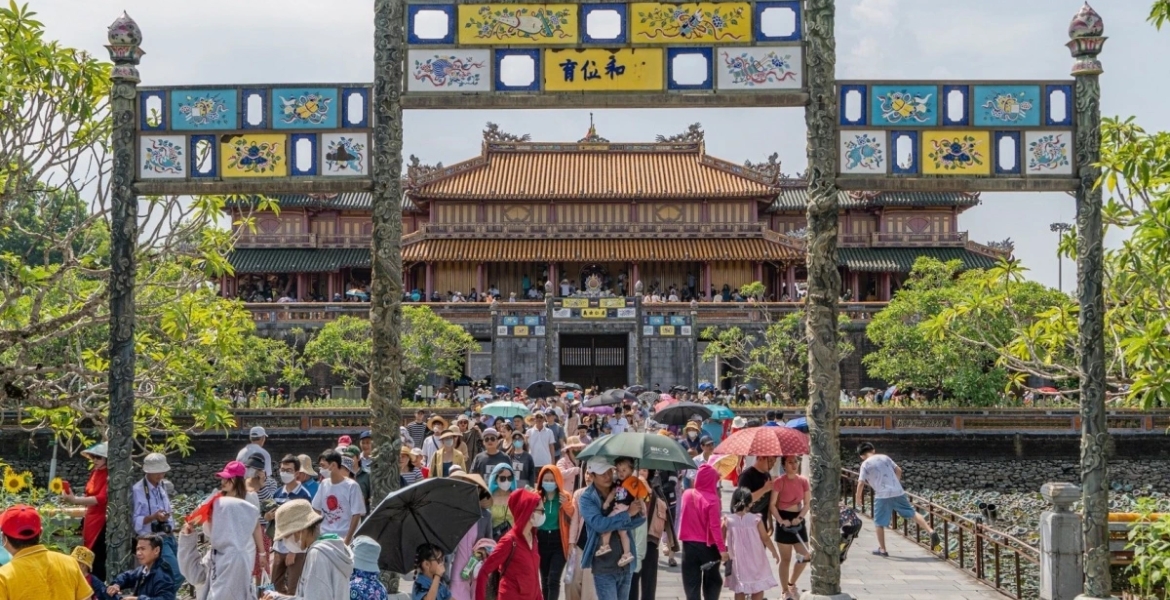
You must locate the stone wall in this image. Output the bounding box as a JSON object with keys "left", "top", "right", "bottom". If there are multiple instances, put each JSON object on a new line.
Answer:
{"left": 876, "top": 458, "right": 1170, "bottom": 494}
{"left": 493, "top": 336, "right": 545, "bottom": 389}
{"left": 642, "top": 336, "right": 696, "bottom": 390}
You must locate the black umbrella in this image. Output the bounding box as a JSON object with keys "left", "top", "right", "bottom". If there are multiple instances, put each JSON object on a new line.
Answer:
{"left": 583, "top": 388, "right": 633, "bottom": 407}
{"left": 626, "top": 385, "right": 647, "bottom": 395}
{"left": 526, "top": 379, "right": 558, "bottom": 399}
{"left": 561, "top": 382, "right": 583, "bottom": 391}
{"left": 670, "top": 385, "right": 690, "bottom": 394}
{"left": 637, "top": 391, "right": 660, "bottom": 405}
{"left": 357, "top": 478, "right": 482, "bottom": 573}
{"left": 653, "top": 401, "right": 713, "bottom": 426}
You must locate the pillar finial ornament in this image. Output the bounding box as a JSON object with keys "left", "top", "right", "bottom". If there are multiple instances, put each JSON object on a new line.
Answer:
{"left": 105, "top": 12, "right": 143, "bottom": 82}
{"left": 1067, "top": 3, "right": 1106, "bottom": 76}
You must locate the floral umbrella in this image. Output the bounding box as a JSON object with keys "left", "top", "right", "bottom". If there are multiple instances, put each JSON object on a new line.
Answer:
{"left": 714, "top": 425, "right": 809, "bottom": 457}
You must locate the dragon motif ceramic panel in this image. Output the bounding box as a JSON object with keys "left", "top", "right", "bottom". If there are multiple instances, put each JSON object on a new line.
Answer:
{"left": 871, "top": 85, "right": 938, "bottom": 127}
{"left": 630, "top": 2, "right": 752, "bottom": 44}
{"left": 408, "top": 50, "right": 492, "bottom": 92}
{"left": 838, "top": 131, "right": 885, "bottom": 175}
{"left": 1024, "top": 131, "right": 1073, "bottom": 175}
{"left": 271, "top": 88, "right": 340, "bottom": 130}
{"left": 715, "top": 46, "right": 801, "bottom": 90}
{"left": 219, "top": 134, "right": 289, "bottom": 178}
{"left": 973, "top": 85, "right": 1041, "bottom": 127}
{"left": 320, "top": 133, "right": 370, "bottom": 177}
{"left": 170, "top": 89, "right": 237, "bottom": 131}
{"left": 139, "top": 136, "right": 187, "bottom": 179}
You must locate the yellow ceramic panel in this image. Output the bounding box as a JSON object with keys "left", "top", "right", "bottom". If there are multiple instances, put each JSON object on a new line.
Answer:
{"left": 220, "top": 134, "right": 288, "bottom": 178}
{"left": 543, "top": 48, "right": 664, "bottom": 92}
{"left": 457, "top": 4, "right": 578, "bottom": 45}
{"left": 563, "top": 298, "right": 589, "bottom": 308}
{"left": 513, "top": 326, "right": 530, "bottom": 336}
{"left": 630, "top": 2, "right": 751, "bottom": 44}
{"left": 599, "top": 297, "right": 626, "bottom": 308}
{"left": 921, "top": 131, "right": 992, "bottom": 176}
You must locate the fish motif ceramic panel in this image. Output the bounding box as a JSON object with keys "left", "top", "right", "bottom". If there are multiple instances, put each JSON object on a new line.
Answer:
{"left": 973, "top": 85, "right": 1042, "bottom": 127}
{"left": 220, "top": 134, "right": 289, "bottom": 178}
{"left": 321, "top": 133, "right": 369, "bottom": 176}
{"left": 921, "top": 130, "right": 991, "bottom": 176}
{"left": 715, "top": 46, "right": 801, "bottom": 90}
{"left": 139, "top": 135, "right": 187, "bottom": 179}
{"left": 408, "top": 50, "right": 492, "bottom": 92}
{"left": 543, "top": 48, "right": 664, "bottom": 92}
{"left": 839, "top": 131, "right": 885, "bottom": 174}
{"left": 870, "top": 85, "right": 938, "bottom": 127}
{"left": 1025, "top": 131, "right": 1073, "bottom": 175}
{"left": 630, "top": 2, "right": 751, "bottom": 44}
{"left": 170, "top": 89, "right": 237, "bottom": 131}
{"left": 271, "top": 88, "right": 340, "bottom": 129}
{"left": 458, "top": 4, "right": 579, "bottom": 44}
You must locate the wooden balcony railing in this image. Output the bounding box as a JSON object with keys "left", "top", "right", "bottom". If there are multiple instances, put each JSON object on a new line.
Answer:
{"left": 318, "top": 234, "right": 372, "bottom": 249}
{"left": 235, "top": 234, "right": 318, "bottom": 248}
{"left": 871, "top": 231, "right": 968, "bottom": 247}
{"left": 966, "top": 239, "right": 1013, "bottom": 260}
{"left": 419, "top": 222, "right": 768, "bottom": 239}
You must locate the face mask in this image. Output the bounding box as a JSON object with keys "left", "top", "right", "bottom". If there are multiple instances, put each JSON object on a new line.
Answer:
{"left": 283, "top": 536, "right": 303, "bottom": 554}
{"left": 280, "top": 472, "right": 296, "bottom": 484}
{"left": 541, "top": 481, "right": 557, "bottom": 493}
{"left": 443, "top": 439, "right": 454, "bottom": 447}
{"left": 319, "top": 467, "right": 331, "bottom": 478}
{"left": 687, "top": 432, "right": 698, "bottom": 439}
{"left": 245, "top": 468, "right": 258, "bottom": 479}
{"left": 497, "top": 479, "right": 513, "bottom": 492}
{"left": 531, "top": 512, "right": 546, "bottom": 528}
{"left": 513, "top": 440, "right": 523, "bottom": 449}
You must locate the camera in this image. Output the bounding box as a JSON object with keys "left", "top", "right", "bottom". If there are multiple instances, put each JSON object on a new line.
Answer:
{"left": 151, "top": 517, "right": 173, "bottom": 535}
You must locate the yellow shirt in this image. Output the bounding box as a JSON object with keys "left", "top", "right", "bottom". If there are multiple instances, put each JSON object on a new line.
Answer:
{"left": 0, "top": 545, "right": 92, "bottom": 600}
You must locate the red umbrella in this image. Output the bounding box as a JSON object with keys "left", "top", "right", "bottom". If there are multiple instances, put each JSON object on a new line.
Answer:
{"left": 1037, "top": 386, "right": 1059, "bottom": 394}
{"left": 714, "top": 426, "right": 809, "bottom": 457}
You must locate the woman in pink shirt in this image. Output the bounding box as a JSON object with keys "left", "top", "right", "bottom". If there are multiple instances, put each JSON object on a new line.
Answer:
{"left": 678, "top": 464, "right": 729, "bottom": 600}
{"left": 770, "top": 456, "right": 811, "bottom": 600}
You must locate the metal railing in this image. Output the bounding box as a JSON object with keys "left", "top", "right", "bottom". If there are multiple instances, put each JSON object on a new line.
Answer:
{"left": 841, "top": 469, "right": 1040, "bottom": 599}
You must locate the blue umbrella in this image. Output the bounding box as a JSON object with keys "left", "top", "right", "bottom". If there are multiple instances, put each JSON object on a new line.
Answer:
{"left": 697, "top": 382, "right": 715, "bottom": 392}
{"left": 883, "top": 386, "right": 897, "bottom": 400}
{"left": 493, "top": 385, "right": 508, "bottom": 394}
{"left": 786, "top": 416, "right": 808, "bottom": 433}
{"left": 707, "top": 404, "right": 735, "bottom": 420}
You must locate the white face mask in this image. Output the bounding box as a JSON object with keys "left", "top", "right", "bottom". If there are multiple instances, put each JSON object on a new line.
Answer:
{"left": 443, "top": 439, "right": 454, "bottom": 447}
{"left": 497, "top": 479, "right": 513, "bottom": 492}
{"left": 687, "top": 432, "right": 698, "bottom": 439}
{"left": 283, "top": 535, "right": 303, "bottom": 554}
{"left": 280, "top": 472, "right": 296, "bottom": 484}
{"left": 245, "top": 468, "right": 258, "bottom": 479}
{"left": 319, "top": 467, "right": 331, "bottom": 478}
{"left": 531, "top": 512, "right": 546, "bottom": 528}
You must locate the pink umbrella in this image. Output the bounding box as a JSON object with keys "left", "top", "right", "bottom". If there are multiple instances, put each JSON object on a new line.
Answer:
{"left": 654, "top": 395, "right": 678, "bottom": 412}
{"left": 579, "top": 405, "right": 615, "bottom": 415}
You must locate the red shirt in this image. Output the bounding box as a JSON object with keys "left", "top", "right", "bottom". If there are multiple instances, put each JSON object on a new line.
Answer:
{"left": 82, "top": 466, "right": 108, "bottom": 548}
{"left": 475, "top": 529, "right": 540, "bottom": 600}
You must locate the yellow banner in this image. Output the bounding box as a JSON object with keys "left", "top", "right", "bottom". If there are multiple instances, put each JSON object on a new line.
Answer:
{"left": 581, "top": 308, "right": 608, "bottom": 319}
{"left": 630, "top": 3, "right": 751, "bottom": 44}
{"left": 220, "top": 134, "right": 288, "bottom": 178}
{"left": 660, "top": 325, "right": 676, "bottom": 336}
{"left": 543, "top": 48, "right": 664, "bottom": 92}
{"left": 599, "top": 298, "right": 627, "bottom": 308}
{"left": 513, "top": 325, "right": 530, "bottom": 336}
{"left": 562, "top": 298, "right": 589, "bottom": 308}
{"left": 921, "top": 131, "right": 992, "bottom": 176}
{"left": 457, "top": 4, "right": 578, "bottom": 45}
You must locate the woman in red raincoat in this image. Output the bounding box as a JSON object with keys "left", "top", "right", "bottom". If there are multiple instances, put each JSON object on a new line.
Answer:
{"left": 62, "top": 443, "right": 109, "bottom": 580}
{"left": 475, "top": 488, "right": 543, "bottom": 600}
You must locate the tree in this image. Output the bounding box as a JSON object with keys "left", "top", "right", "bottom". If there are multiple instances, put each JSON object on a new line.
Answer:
{"left": 700, "top": 282, "right": 854, "bottom": 403}
{"left": 863, "top": 257, "right": 1068, "bottom": 405}
{"left": 303, "top": 306, "right": 479, "bottom": 395}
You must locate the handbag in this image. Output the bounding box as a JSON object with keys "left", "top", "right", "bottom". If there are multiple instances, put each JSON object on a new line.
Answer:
{"left": 484, "top": 540, "right": 516, "bottom": 600}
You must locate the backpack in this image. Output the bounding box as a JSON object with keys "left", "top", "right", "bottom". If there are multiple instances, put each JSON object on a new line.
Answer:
{"left": 484, "top": 539, "right": 516, "bottom": 600}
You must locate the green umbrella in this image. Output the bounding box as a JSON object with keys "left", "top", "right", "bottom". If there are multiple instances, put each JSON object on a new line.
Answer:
{"left": 481, "top": 401, "right": 529, "bottom": 419}
{"left": 577, "top": 432, "right": 695, "bottom": 471}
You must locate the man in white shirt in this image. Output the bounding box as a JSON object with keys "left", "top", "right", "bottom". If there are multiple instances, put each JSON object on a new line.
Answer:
{"left": 855, "top": 442, "right": 939, "bottom": 556}
{"left": 312, "top": 450, "right": 366, "bottom": 544}
{"left": 236, "top": 426, "right": 272, "bottom": 476}
{"left": 608, "top": 413, "right": 629, "bottom": 435}
{"left": 525, "top": 411, "right": 557, "bottom": 468}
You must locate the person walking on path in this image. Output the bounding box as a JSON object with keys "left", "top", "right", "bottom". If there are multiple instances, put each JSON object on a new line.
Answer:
{"left": 535, "top": 465, "right": 575, "bottom": 600}
{"left": 62, "top": 442, "right": 109, "bottom": 580}
{"left": 474, "top": 489, "right": 543, "bottom": 600}
{"left": 506, "top": 432, "right": 537, "bottom": 489}
{"left": 556, "top": 435, "right": 586, "bottom": 493}
{"left": 469, "top": 428, "right": 510, "bottom": 480}
{"left": 270, "top": 455, "right": 314, "bottom": 595}
{"left": 262, "top": 499, "right": 354, "bottom": 600}
{"left": 0, "top": 505, "right": 92, "bottom": 600}
{"left": 770, "top": 455, "right": 810, "bottom": 599}
{"left": 312, "top": 450, "right": 366, "bottom": 545}
{"left": 724, "top": 487, "right": 780, "bottom": 600}
{"left": 486, "top": 463, "right": 517, "bottom": 539}
{"left": 406, "top": 409, "right": 429, "bottom": 449}
{"left": 237, "top": 427, "right": 273, "bottom": 477}
{"left": 854, "top": 442, "right": 940, "bottom": 557}
{"left": 427, "top": 430, "right": 466, "bottom": 479}
{"left": 132, "top": 453, "right": 183, "bottom": 586}
{"left": 578, "top": 457, "right": 646, "bottom": 600}
{"left": 678, "top": 463, "right": 729, "bottom": 600}
{"left": 295, "top": 455, "right": 319, "bottom": 499}
{"left": 178, "top": 462, "right": 262, "bottom": 600}
{"left": 526, "top": 410, "right": 558, "bottom": 469}
{"left": 628, "top": 468, "right": 669, "bottom": 600}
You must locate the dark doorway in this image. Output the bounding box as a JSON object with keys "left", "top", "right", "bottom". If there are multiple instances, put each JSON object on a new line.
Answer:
{"left": 559, "top": 334, "right": 628, "bottom": 391}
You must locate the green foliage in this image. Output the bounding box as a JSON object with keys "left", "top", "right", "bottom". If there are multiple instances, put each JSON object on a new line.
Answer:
{"left": 1126, "top": 498, "right": 1170, "bottom": 599}
{"left": 865, "top": 257, "right": 1069, "bottom": 405}
{"left": 702, "top": 309, "right": 853, "bottom": 403}
{"left": 304, "top": 306, "right": 480, "bottom": 394}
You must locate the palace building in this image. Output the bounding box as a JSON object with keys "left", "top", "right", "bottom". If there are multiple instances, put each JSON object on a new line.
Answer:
{"left": 224, "top": 123, "right": 1010, "bottom": 389}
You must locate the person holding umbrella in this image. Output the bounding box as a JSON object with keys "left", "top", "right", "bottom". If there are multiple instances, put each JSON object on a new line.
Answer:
{"left": 262, "top": 500, "right": 353, "bottom": 600}
{"left": 475, "top": 489, "right": 544, "bottom": 600}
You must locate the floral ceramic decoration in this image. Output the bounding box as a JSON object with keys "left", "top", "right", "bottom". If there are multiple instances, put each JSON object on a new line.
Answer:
{"left": 171, "top": 90, "right": 237, "bottom": 130}
{"left": 631, "top": 2, "right": 751, "bottom": 43}
{"left": 139, "top": 136, "right": 186, "bottom": 179}
{"left": 871, "top": 85, "right": 937, "bottom": 127}
{"left": 1025, "top": 131, "right": 1074, "bottom": 175}
{"left": 321, "top": 133, "right": 369, "bottom": 176}
{"left": 973, "top": 85, "right": 1041, "bottom": 127}
{"left": 271, "top": 88, "right": 339, "bottom": 129}
{"left": 457, "top": 4, "right": 578, "bottom": 44}
{"left": 408, "top": 50, "right": 492, "bottom": 92}
{"left": 839, "top": 131, "right": 885, "bottom": 174}
{"left": 220, "top": 134, "right": 288, "bottom": 178}
{"left": 716, "top": 47, "right": 801, "bottom": 90}
{"left": 922, "top": 131, "right": 991, "bottom": 175}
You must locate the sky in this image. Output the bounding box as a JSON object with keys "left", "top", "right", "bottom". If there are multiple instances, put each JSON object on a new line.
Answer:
{"left": 29, "top": 0, "right": 1170, "bottom": 291}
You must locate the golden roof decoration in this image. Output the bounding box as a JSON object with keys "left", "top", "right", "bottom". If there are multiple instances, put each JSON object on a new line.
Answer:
{"left": 655, "top": 123, "right": 704, "bottom": 144}
{"left": 579, "top": 114, "right": 610, "bottom": 143}
{"left": 483, "top": 122, "right": 531, "bottom": 143}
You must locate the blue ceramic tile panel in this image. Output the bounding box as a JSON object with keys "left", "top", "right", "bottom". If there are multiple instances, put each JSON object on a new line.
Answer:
{"left": 170, "top": 89, "right": 238, "bottom": 131}
{"left": 941, "top": 85, "right": 969, "bottom": 126}
{"left": 754, "top": 1, "right": 802, "bottom": 42}
{"left": 502, "top": 316, "right": 520, "bottom": 326}
{"left": 890, "top": 130, "right": 919, "bottom": 175}
{"left": 494, "top": 49, "right": 541, "bottom": 92}
{"left": 290, "top": 134, "right": 318, "bottom": 176}
{"left": 994, "top": 131, "right": 1022, "bottom": 175}
{"left": 341, "top": 88, "right": 370, "bottom": 128}
{"left": 871, "top": 85, "right": 938, "bottom": 127}
{"left": 271, "top": 88, "right": 340, "bottom": 130}
{"left": 407, "top": 4, "right": 456, "bottom": 45}
{"left": 189, "top": 135, "right": 218, "bottom": 178}
{"left": 240, "top": 89, "right": 268, "bottom": 130}
{"left": 139, "top": 91, "right": 167, "bottom": 131}
{"left": 667, "top": 47, "right": 713, "bottom": 90}
{"left": 839, "top": 84, "right": 867, "bottom": 126}
{"left": 1044, "top": 84, "right": 1073, "bottom": 126}
{"left": 582, "top": 4, "right": 627, "bottom": 45}
{"left": 973, "top": 85, "right": 1041, "bottom": 127}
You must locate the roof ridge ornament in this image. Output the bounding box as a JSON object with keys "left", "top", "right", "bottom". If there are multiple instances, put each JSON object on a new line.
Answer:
{"left": 483, "top": 122, "right": 532, "bottom": 143}
{"left": 1067, "top": 2, "right": 1106, "bottom": 76}
{"left": 406, "top": 154, "right": 446, "bottom": 188}
{"left": 579, "top": 113, "right": 610, "bottom": 143}
{"left": 742, "top": 153, "right": 783, "bottom": 186}
{"left": 655, "top": 123, "right": 704, "bottom": 144}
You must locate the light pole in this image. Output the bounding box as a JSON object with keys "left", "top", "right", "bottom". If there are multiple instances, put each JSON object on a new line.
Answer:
{"left": 1050, "top": 222, "right": 1073, "bottom": 292}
